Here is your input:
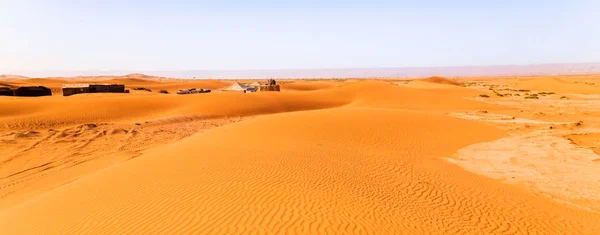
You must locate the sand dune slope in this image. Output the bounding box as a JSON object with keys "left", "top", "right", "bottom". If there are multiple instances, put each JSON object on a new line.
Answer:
{"left": 421, "top": 76, "right": 464, "bottom": 86}
{"left": 344, "top": 81, "right": 493, "bottom": 110}
{"left": 402, "top": 80, "right": 483, "bottom": 97}
{"left": 1, "top": 79, "right": 599, "bottom": 234}
{"left": 1, "top": 108, "right": 598, "bottom": 234}
{"left": 280, "top": 81, "right": 338, "bottom": 91}
{"left": 0, "top": 90, "right": 350, "bottom": 131}
{"left": 0, "top": 81, "right": 489, "bottom": 131}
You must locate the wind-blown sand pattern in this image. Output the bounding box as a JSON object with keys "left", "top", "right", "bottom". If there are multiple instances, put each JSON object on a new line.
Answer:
{"left": 1, "top": 76, "right": 600, "bottom": 234}
{"left": 449, "top": 130, "right": 600, "bottom": 212}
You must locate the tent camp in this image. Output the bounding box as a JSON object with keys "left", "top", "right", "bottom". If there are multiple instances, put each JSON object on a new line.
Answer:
{"left": 249, "top": 82, "right": 263, "bottom": 87}
{"left": 251, "top": 79, "right": 280, "bottom": 92}
{"left": 226, "top": 82, "right": 256, "bottom": 93}
{"left": 63, "top": 84, "right": 126, "bottom": 96}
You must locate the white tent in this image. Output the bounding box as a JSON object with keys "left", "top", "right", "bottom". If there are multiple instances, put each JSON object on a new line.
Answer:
{"left": 226, "top": 82, "right": 255, "bottom": 92}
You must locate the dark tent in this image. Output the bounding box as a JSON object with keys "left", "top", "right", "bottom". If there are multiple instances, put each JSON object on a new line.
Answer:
{"left": 91, "top": 84, "right": 125, "bottom": 93}
{"left": 0, "top": 87, "right": 13, "bottom": 96}
{"left": 62, "top": 84, "right": 125, "bottom": 96}
{"left": 14, "top": 86, "right": 52, "bottom": 97}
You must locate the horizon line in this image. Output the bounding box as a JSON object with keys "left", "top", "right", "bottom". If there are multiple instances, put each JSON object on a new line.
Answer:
{"left": 3, "top": 62, "right": 600, "bottom": 79}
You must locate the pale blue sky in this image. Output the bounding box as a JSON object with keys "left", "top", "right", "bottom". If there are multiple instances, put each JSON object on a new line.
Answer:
{"left": 1, "top": 0, "right": 599, "bottom": 74}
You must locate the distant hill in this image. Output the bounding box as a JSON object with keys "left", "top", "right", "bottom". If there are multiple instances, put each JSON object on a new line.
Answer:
{"left": 122, "top": 73, "right": 151, "bottom": 78}
{"left": 0, "top": 74, "right": 29, "bottom": 79}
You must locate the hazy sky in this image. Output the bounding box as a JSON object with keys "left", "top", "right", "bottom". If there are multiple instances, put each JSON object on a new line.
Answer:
{"left": 1, "top": 0, "right": 599, "bottom": 73}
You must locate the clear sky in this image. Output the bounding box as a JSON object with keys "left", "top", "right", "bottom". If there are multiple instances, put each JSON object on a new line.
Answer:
{"left": 1, "top": 0, "right": 599, "bottom": 74}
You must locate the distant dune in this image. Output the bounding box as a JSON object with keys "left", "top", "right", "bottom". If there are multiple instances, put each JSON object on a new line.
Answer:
{"left": 0, "top": 74, "right": 29, "bottom": 80}
{"left": 22, "top": 78, "right": 68, "bottom": 83}
{"left": 421, "top": 76, "right": 464, "bottom": 86}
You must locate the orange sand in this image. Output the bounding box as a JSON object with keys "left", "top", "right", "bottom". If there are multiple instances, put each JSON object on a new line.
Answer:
{"left": 566, "top": 133, "right": 600, "bottom": 155}
{"left": 1, "top": 75, "right": 600, "bottom": 234}
{"left": 511, "top": 77, "right": 600, "bottom": 94}
{"left": 279, "top": 80, "right": 338, "bottom": 91}
{"left": 421, "top": 76, "right": 464, "bottom": 86}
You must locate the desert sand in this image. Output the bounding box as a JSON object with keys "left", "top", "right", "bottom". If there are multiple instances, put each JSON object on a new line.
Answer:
{"left": 1, "top": 75, "right": 600, "bottom": 234}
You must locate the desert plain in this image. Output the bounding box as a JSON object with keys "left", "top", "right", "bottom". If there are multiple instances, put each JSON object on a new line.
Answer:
{"left": 1, "top": 74, "right": 600, "bottom": 234}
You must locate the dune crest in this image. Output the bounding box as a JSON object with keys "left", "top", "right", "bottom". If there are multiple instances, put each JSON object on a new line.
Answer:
{"left": 421, "top": 76, "right": 464, "bottom": 86}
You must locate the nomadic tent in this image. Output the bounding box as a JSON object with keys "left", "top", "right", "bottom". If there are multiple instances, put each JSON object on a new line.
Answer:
{"left": 250, "top": 79, "right": 280, "bottom": 92}
{"left": 0, "top": 87, "right": 13, "bottom": 96}
{"left": 257, "top": 85, "right": 280, "bottom": 92}
{"left": 63, "top": 84, "right": 126, "bottom": 96}
{"left": 227, "top": 82, "right": 255, "bottom": 92}
{"left": 62, "top": 84, "right": 90, "bottom": 96}
{"left": 13, "top": 86, "right": 52, "bottom": 97}
{"left": 90, "top": 84, "right": 125, "bottom": 93}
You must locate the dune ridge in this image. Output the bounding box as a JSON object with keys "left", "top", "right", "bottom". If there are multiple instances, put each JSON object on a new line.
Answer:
{"left": 421, "top": 76, "right": 464, "bottom": 86}
{"left": 0, "top": 80, "right": 492, "bottom": 131}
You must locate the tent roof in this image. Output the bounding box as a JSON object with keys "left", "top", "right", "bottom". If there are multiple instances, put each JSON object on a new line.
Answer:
{"left": 228, "top": 82, "right": 253, "bottom": 90}
{"left": 63, "top": 84, "right": 91, "bottom": 88}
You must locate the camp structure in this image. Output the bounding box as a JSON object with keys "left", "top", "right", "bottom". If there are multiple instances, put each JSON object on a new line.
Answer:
{"left": 225, "top": 82, "right": 256, "bottom": 93}
{"left": 132, "top": 87, "right": 152, "bottom": 92}
{"left": 62, "top": 84, "right": 90, "bottom": 96}
{"left": 0, "top": 87, "right": 13, "bottom": 96}
{"left": 13, "top": 86, "right": 52, "bottom": 97}
{"left": 62, "top": 84, "right": 126, "bottom": 96}
{"left": 253, "top": 79, "right": 280, "bottom": 92}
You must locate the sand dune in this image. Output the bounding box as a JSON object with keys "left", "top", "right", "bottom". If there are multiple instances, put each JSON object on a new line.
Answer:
{"left": 0, "top": 118, "right": 244, "bottom": 210}
{"left": 513, "top": 77, "right": 600, "bottom": 94}
{"left": 421, "top": 76, "right": 464, "bottom": 86}
{"left": 280, "top": 81, "right": 338, "bottom": 91}
{"left": 402, "top": 80, "right": 485, "bottom": 98}
{"left": 0, "top": 75, "right": 29, "bottom": 80}
{"left": 347, "top": 81, "right": 492, "bottom": 111}
{"left": 5, "top": 108, "right": 600, "bottom": 234}
{"left": 21, "top": 78, "right": 68, "bottom": 83}
{"left": 0, "top": 87, "right": 350, "bottom": 131}
{"left": 0, "top": 80, "right": 487, "bottom": 131}
{"left": 1, "top": 76, "right": 600, "bottom": 234}
{"left": 102, "top": 78, "right": 163, "bottom": 84}
{"left": 404, "top": 80, "right": 458, "bottom": 89}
